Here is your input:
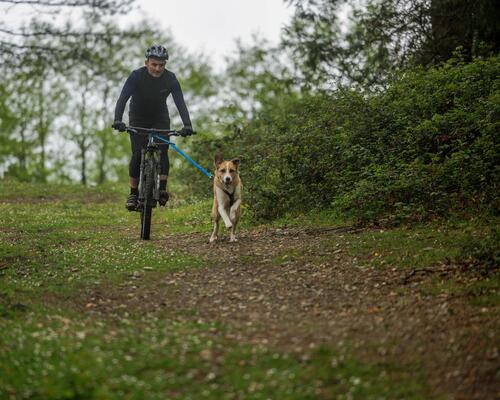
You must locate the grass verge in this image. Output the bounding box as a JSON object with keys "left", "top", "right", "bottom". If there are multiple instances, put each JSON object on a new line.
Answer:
{"left": 0, "top": 181, "right": 495, "bottom": 398}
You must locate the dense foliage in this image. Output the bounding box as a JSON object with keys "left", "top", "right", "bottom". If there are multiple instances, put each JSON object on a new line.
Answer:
{"left": 1, "top": 0, "right": 498, "bottom": 230}
{"left": 0, "top": 8, "right": 217, "bottom": 184}
{"left": 220, "top": 55, "right": 499, "bottom": 224}
{"left": 283, "top": 0, "right": 500, "bottom": 86}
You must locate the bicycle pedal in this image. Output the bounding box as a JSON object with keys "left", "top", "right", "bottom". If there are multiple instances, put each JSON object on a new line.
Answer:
{"left": 126, "top": 202, "right": 138, "bottom": 211}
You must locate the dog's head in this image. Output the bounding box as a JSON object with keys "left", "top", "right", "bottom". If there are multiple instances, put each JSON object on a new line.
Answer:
{"left": 215, "top": 152, "right": 240, "bottom": 186}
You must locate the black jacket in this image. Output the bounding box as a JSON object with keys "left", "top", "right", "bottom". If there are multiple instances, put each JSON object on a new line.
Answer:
{"left": 114, "top": 66, "right": 192, "bottom": 127}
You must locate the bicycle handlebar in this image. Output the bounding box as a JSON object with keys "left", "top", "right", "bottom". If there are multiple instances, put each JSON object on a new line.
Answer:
{"left": 126, "top": 126, "right": 179, "bottom": 136}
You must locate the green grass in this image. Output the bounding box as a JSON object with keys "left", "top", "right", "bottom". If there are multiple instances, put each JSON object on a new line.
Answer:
{"left": 270, "top": 207, "right": 347, "bottom": 229}
{"left": 1, "top": 180, "right": 494, "bottom": 399}
{"left": 310, "top": 218, "right": 495, "bottom": 269}
{"left": 337, "top": 224, "right": 461, "bottom": 269}
{"left": 419, "top": 273, "right": 500, "bottom": 308}
{"left": 259, "top": 206, "right": 498, "bottom": 273}
{"left": 0, "top": 308, "right": 434, "bottom": 400}
{"left": 0, "top": 196, "right": 204, "bottom": 295}
{"left": 268, "top": 206, "right": 498, "bottom": 271}
{"left": 0, "top": 179, "right": 123, "bottom": 201}
{"left": 258, "top": 207, "right": 499, "bottom": 308}
{"left": 337, "top": 219, "right": 500, "bottom": 307}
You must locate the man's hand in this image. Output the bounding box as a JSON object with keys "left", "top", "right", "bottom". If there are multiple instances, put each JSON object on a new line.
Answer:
{"left": 179, "top": 126, "right": 195, "bottom": 137}
{"left": 112, "top": 121, "right": 127, "bottom": 132}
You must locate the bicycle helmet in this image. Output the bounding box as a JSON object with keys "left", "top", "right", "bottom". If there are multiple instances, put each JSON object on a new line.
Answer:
{"left": 145, "top": 44, "right": 169, "bottom": 60}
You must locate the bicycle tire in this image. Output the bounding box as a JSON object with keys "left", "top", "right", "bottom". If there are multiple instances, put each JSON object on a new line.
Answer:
{"left": 140, "top": 160, "right": 154, "bottom": 240}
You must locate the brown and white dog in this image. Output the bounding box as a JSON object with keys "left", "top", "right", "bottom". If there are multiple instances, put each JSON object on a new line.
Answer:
{"left": 209, "top": 152, "right": 242, "bottom": 243}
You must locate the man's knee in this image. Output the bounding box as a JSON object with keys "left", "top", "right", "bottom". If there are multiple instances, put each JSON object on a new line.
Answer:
{"left": 129, "top": 151, "right": 142, "bottom": 178}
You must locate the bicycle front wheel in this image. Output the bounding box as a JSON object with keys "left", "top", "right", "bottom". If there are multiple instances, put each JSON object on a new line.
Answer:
{"left": 140, "top": 160, "right": 154, "bottom": 240}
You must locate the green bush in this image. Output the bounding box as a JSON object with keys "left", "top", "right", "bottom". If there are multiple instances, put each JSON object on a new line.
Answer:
{"left": 227, "top": 55, "right": 499, "bottom": 223}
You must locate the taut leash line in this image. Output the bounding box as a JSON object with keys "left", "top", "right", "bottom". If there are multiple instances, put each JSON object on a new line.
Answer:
{"left": 153, "top": 134, "right": 214, "bottom": 179}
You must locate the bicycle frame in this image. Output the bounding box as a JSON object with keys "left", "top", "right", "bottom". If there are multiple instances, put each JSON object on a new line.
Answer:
{"left": 137, "top": 132, "right": 160, "bottom": 208}
{"left": 120, "top": 125, "right": 209, "bottom": 239}
{"left": 126, "top": 126, "right": 178, "bottom": 239}
{"left": 129, "top": 126, "right": 177, "bottom": 203}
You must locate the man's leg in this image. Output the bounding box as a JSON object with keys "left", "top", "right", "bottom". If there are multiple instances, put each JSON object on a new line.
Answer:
{"left": 126, "top": 131, "right": 147, "bottom": 210}
{"left": 154, "top": 119, "right": 170, "bottom": 206}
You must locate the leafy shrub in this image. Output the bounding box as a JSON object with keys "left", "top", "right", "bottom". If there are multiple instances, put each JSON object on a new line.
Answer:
{"left": 224, "top": 55, "right": 499, "bottom": 223}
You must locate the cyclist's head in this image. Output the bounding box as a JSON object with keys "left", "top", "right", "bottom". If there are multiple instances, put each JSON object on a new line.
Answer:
{"left": 145, "top": 44, "right": 168, "bottom": 78}
{"left": 145, "top": 44, "right": 169, "bottom": 61}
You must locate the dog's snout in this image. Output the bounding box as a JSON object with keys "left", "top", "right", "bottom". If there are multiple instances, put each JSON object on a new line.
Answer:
{"left": 224, "top": 176, "right": 232, "bottom": 183}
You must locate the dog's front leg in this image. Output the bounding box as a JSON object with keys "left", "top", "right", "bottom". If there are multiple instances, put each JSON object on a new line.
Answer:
{"left": 209, "top": 219, "right": 219, "bottom": 243}
{"left": 229, "top": 200, "right": 241, "bottom": 243}
{"left": 218, "top": 205, "right": 233, "bottom": 228}
{"left": 229, "top": 224, "right": 238, "bottom": 242}
{"left": 215, "top": 188, "right": 233, "bottom": 228}
{"left": 229, "top": 199, "right": 241, "bottom": 223}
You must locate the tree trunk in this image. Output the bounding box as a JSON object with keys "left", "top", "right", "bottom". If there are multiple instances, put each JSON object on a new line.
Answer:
{"left": 19, "top": 122, "right": 27, "bottom": 174}
{"left": 97, "top": 85, "right": 110, "bottom": 185}
{"left": 430, "top": 0, "right": 499, "bottom": 62}
{"left": 80, "top": 140, "right": 87, "bottom": 186}
{"left": 37, "top": 80, "right": 47, "bottom": 182}
{"left": 79, "top": 77, "right": 89, "bottom": 186}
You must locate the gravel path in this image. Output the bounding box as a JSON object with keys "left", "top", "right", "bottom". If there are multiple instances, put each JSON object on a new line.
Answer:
{"left": 81, "top": 227, "right": 499, "bottom": 399}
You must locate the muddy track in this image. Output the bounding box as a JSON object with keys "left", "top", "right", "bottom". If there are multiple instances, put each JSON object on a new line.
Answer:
{"left": 80, "top": 227, "right": 499, "bottom": 399}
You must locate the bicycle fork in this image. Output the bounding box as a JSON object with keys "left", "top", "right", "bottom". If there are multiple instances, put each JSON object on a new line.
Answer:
{"left": 153, "top": 147, "right": 161, "bottom": 203}
{"left": 137, "top": 148, "right": 146, "bottom": 210}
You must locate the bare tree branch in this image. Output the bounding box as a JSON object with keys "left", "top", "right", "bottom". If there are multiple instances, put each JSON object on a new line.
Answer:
{"left": 0, "top": 0, "right": 133, "bottom": 9}
{"left": 0, "top": 0, "right": 143, "bottom": 71}
{"left": 0, "top": 27, "right": 140, "bottom": 39}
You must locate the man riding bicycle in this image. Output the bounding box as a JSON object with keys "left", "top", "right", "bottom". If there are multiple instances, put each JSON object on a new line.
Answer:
{"left": 112, "top": 44, "right": 194, "bottom": 210}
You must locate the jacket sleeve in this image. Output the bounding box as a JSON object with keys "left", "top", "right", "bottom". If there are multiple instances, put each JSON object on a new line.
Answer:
{"left": 171, "top": 77, "right": 193, "bottom": 128}
{"left": 113, "top": 72, "right": 136, "bottom": 122}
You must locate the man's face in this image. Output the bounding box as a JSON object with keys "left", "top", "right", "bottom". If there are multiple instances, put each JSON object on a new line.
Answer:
{"left": 145, "top": 58, "right": 166, "bottom": 78}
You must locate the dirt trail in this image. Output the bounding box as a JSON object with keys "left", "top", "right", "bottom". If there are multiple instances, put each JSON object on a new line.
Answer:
{"left": 82, "top": 227, "right": 499, "bottom": 399}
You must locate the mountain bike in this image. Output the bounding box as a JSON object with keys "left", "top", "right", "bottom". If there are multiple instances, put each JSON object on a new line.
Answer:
{"left": 125, "top": 126, "right": 179, "bottom": 240}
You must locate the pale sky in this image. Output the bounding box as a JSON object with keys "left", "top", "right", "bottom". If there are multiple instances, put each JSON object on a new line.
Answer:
{"left": 2, "top": 0, "right": 294, "bottom": 69}
{"left": 127, "top": 0, "right": 294, "bottom": 68}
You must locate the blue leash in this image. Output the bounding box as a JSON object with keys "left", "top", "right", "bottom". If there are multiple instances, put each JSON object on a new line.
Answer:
{"left": 153, "top": 134, "right": 214, "bottom": 179}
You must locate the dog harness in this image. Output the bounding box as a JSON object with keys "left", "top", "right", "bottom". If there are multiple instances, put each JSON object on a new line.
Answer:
{"left": 223, "top": 188, "right": 236, "bottom": 207}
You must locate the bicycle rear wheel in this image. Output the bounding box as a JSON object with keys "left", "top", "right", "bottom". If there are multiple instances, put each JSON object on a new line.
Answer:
{"left": 140, "top": 160, "right": 154, "bottom": 240}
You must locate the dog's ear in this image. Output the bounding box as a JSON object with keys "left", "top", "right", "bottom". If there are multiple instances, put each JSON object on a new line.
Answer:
{"left": 231, "top": 158, "right": 241, "bottom": 169}
{"left": 214, "top": 149, "right": 223, "bottom": 167}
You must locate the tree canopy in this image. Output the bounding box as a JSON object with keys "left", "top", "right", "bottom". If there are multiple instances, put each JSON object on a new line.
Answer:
{"left": 282, "top": 0, "right": 500, "bottom": 86}
{"left": 0, "top": 0, "right": 498, "bottom": 226}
